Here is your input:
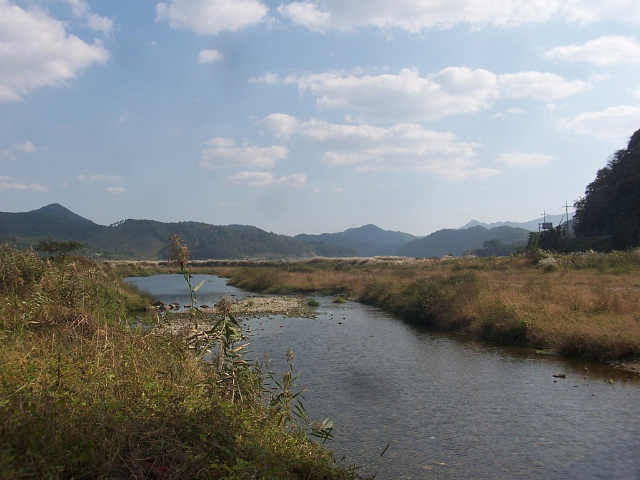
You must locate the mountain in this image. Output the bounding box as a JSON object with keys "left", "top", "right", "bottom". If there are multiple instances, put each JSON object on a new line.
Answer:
{"left": 341, "top": 224, "right": 418, "bottom": 246}
{"left": 0, "top": 205, "right": 544, "bottom": 259}
{"left": 459, "top": 213, "right": 572, "bottom": 232}
{"left": 0, "top": 203, "right": 105, "bottom": 242}
{"left": 295, "top": 224, "right": 419, "bottom": 257}
{"left": 0, "top": 205, "right": 315, "bottom": 260}
{"left": 397, "top": 225, "right": 531, "bottom": 258}
{"left": 83, "top": 219, "right": 317, "bottom": 260}
{"left": 33, "top": 203, "right": 96, "bottom": 224}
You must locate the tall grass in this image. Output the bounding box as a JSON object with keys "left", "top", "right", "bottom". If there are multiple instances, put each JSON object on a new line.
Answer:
{"left": 0, "top": 244, "right": 363, "bottom": 479}
{"left": 200, "top": 254, "right": 640, "bottom": 364}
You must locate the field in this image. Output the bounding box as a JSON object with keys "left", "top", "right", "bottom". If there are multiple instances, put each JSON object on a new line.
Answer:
{"left": 187, "top": 250, "right": 640, "bottom": 368}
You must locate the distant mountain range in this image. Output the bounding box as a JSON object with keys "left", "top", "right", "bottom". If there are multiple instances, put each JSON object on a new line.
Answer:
{"left": 295, "top": 224, "right": 418, "bottom": 257}
{"left": 0, "top": 204, "right": 313, "bottom": 260}
{"left": 460, "top": 213, "right": 572, "bottom": 232}
{"left": 1, "top": 204, "right": 558, "bottom": 259}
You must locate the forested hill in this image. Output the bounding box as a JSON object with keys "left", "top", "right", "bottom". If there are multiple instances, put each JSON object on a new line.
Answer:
{"left": 398, "top": 225, "right": 531, "bottom": 257}
{"left": 0, "top": 204, "right": 314, "bottom": 260}
{"left": 295, "top": 224, "right": 419, "bottom": 257}
{"left": 2, "top": 204, "right": 536, "bottom": 259}
{"left": 88, "top": 219, "right": 315, "bottom": 259}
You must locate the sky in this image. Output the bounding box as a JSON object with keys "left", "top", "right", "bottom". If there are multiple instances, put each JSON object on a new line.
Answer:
{"left": 1, "top": 0, "right": 640, "bottom": 236}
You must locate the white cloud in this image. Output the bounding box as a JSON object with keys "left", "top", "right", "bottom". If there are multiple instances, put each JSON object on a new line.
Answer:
{"left": 278, "top": 0, "right": 640, "bottom": 33}
{"left": 106, "top": 186, "right": 126, "bottom": 194}
{"left": 14, "top": 140, "right": 37, "bottom": 153}
{"left": 1, "top": 150, "right": 16, "bottom": 161}
{"left": 279, "top": 0, "right": 565, "bottom": 32}
{"left": 249, "top": 73, "right": 280, "bottom": 84}
{"left": 560, "top": 0, "right": 640, "bottom": 25}
{"left": 257, "top": 114, "right": 299, "bottom": 139}
{"left": 543, "top": 36, "right": 640, "bottom": 66}
{"left": 497, "top": 71, "right": 591, "bottom": 101}
{"left": 199, "top": 49, "right": 224, "bottom": 63}
{"left": 205, "top": 137, "right": 236, "bottom": 148}
{"left": 63, "top": 0, "right": 114, "bottom": 37}
{"left": 0, "top": 1, "right": 110, "bottom": 102}
{"left": 279, "top": 173, "right": 307, "bottom": 188}
{"left": 77, "top": 174, "right": 122, "bottom": 182}
{"left": 491, "top": 108, "right": 526, "bottom": 119}
{"left": 291, "top": 68, "right": 588, "bottom": 122}
{"left": 472, "top": 167, "right": 503, "bottom": 178}
{"left": 497, "top": 152, "right": 553, "bottom": 167}
{"left": 224, "top": 171, "right": 275, "bottom": 187}
{"left": 557, "top": 105, "right": 640, "bottom": 142}
{"left": 118, "top": 111, "right": 133, "bottom": 123}
{"left": 0, "top": 175, "right": 49, "bottom": 191}
{"left": 224, "top": 171, "right": 308, "bottom": 188}
{"left": 259, "top": 115, "right": 482, "bottom": 179}
{"left": 278, "top": 2, "right": 332, "bottom": 32}
{"left": 156, "top": 0, "right": 268, "bottom": 35}
{"left": 295, "top": 68, "right": 498, "bottom": 122}
{"left": 201, "top": 139, "right": 288, "bottom": 169}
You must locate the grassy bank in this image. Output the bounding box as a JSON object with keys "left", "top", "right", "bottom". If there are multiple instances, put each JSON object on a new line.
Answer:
{"left": 199, "top": 251, "right": 640, "bottom": 366}
{"left": 0, "top": 244, "right": 362, "bottom": 479}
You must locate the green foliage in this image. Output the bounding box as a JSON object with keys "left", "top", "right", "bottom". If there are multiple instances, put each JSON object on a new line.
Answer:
{"left": 469, "top": 238, "right": 522, "bottom": 257}
{"left": 382, "top": 272, "right": 480, "bottom": 330}
{"left": 574, "top": 128, "right": 640, "bottom": 249}
{"left": 0, "top": 244, "right": 363, "bottom": 479}
{"left": 475, "top": 301, "right": 529, "bottom": 345}
{"left": 266, "top": 349, "right": 335, "bottom": 445}
{"left": 36, "top": 238, "right": 85, "bottom": 259}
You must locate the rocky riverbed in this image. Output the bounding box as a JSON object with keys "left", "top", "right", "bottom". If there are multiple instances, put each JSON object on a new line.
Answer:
{"left": 148, "top": 295, "right": 316, "bottom": 347}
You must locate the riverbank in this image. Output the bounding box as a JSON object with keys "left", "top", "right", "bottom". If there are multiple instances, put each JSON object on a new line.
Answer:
{"left": 178, "top": 251, "right": 640, "bottom": 369}
{"left": 0, "top": 244, "right": 363, "bottom": 479}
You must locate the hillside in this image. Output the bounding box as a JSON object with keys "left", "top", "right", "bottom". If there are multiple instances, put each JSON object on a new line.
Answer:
{"left": 398, "top": 225, "right": 530, "bottom": 257}
{"left": 295, "top": 224, "right": 418, "bottom": 257}
{"left": 87, "top": 220, "right": 316, "bottom": 259}
{"left": 1, "top": 204, "right": 536, "bottom": 259}
{"left": 0, "top": 205, "right": 315, "bottom": 260}
{"left": 0, "top": 203, "right": 105, "bottom": 242}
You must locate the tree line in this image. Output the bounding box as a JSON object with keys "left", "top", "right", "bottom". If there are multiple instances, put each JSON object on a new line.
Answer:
{"left": 532, "top": 127, "right": 640, "bottom": 252}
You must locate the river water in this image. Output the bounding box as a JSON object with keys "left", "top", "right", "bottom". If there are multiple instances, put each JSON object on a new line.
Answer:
{"left": 126, "top": 274, "right": 640, "bottom": 479}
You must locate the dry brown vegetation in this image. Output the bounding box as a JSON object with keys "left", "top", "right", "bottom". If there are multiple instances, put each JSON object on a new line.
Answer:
{"left": 194, "top": 252, "right": 640, "bottom": 366}
{"left": 0, "top": 244, "right": 364, "bottom": 479}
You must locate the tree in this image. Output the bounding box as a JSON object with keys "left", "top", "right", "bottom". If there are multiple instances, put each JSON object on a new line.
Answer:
{"left": 36, "top": 239, "right": 85, "bottom": 259}
{"left": 573, "top": 128, "right": 640, "bottom": 249}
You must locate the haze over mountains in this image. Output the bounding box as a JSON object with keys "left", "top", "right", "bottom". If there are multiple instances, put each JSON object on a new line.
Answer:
{"left": 0, "top": 204, "right": 569, "bottom": 260}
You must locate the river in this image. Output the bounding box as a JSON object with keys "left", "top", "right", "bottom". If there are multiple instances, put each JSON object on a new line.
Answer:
{"left": 126, "top": 274, "right": 640, "bottom": 479}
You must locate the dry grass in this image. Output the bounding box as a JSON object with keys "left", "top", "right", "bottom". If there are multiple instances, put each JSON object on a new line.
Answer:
{"left": 0, "top": 244, "right": 365, "bottom": 479}
{"left": 193, "top": 253, "right": 640, "bottom": 364}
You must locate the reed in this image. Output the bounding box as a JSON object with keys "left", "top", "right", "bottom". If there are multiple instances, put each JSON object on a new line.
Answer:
{"left": 196, "top": 253, "right": 640, "bottom": 364}
{"left": 0, "top": 243, "right": 364, "bottom": 479}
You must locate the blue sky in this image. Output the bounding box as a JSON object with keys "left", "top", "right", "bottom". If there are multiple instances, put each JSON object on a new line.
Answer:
{"left": 1, "top": 0, "right": 639, "bottom": 236}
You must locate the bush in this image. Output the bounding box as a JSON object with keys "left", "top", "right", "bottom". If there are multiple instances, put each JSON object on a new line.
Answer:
{"left": 0, "top": 244, "right": 361, "bottom": 479}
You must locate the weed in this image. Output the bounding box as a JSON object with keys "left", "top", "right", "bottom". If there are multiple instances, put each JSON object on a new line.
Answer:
{"left": 0, "top": 244, "right": 364, "bottom": 479}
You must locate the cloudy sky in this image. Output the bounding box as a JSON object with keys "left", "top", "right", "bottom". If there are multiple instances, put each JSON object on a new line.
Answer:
{"left": 1, "top": 0, "right": 639, "bottom": 236}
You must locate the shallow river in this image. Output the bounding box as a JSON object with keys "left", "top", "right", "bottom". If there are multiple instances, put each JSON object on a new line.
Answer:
{"left": 126, "top": 274, "right": 640, "bottom": 479}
